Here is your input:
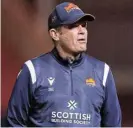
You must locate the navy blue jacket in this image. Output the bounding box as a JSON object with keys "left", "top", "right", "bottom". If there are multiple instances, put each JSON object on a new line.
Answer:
{"left": 7, "top": 48, "right": 121, "bottom": 127}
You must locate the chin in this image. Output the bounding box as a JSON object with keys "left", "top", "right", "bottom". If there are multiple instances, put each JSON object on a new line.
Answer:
{"left": 75, "top": 48, "right": 87, "bottom": 54}
{"left": 79, "top": 47, "right": 87, "bottom": 52}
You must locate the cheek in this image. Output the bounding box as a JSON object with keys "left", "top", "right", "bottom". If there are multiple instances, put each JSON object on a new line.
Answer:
{"left": 71, "top": 34, "right": 78, "bottom": 43}
{"left": 60, "top": 32, "right": 77, "bottom": 44}
{"left": 86, "top": 31, "right": 88, "bottom": 36}
{"left": 66, "top": 31, "right": 77, "bottom": 40}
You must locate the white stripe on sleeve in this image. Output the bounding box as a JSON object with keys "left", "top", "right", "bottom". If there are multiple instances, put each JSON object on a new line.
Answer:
{"left": 103, "top": 63, "right": 110, "bottom": 87}
{"left": 25, "top": 60, "right": 36, "bottom": 84}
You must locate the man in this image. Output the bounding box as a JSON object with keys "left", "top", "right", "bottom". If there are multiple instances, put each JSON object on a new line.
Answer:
{"left": 7, "top": 2, "right": 122, "bottom": 127}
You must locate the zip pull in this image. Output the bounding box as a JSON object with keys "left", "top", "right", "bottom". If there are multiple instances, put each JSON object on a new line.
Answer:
{"left": 68, "top": 57, "right": 74, "bottom": 65}
{"left": 69, "top": 66, "right": 72, "bottom": 72}
{"left": 68, "top": 58, "right": 73, "bottom": 71}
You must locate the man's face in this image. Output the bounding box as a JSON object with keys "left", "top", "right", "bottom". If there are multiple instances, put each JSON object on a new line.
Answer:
{"left": 57, "top": 20, "right": 88, "bottom": 54}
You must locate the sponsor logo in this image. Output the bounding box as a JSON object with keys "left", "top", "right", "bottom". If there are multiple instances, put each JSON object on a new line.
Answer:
{"left": 64, "top": 3, "right": 81, "bottom": 13}
{"left": 86, "top": 78, "right": 96, "bottom": 87}
{"left": 67, "top": 100, "right": 77, "bottom": 110}
{"left": 51, "top": 100, "right": 91, "bottom": 125}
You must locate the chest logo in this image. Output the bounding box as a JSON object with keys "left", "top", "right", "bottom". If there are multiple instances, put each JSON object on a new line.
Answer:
{"left": 86, "top": 78, "right": 96, "bottom": 87}
{"left": 48, "top": 77, "right": 55, "bottom": 86}
{"left": 48, "top": 77, "right": 55, "bottom": 91}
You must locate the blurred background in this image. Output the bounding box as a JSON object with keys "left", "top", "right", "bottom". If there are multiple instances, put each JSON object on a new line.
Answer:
{"left": 1, "top": 0, "right": 133, "bottom": 126}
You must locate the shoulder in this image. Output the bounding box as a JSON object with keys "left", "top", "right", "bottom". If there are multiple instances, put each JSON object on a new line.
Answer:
{"left": 25, "top": 52, "right": 52, "bottom": 68}
{"left": 85, "top": 54, "right": 110, "bottom": 69}
{"left": 85, "top": 54, "right": 105, "bottom": 68}
{"left": 85, "top": 54, "right": 110, "bottom": 86}
{"left": 22, "top": 52, "right": 52, "bottom": 84}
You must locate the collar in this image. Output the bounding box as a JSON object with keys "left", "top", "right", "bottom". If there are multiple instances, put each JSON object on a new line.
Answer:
{"left": 51, "top": 48, "right": 85, "bottom": 67}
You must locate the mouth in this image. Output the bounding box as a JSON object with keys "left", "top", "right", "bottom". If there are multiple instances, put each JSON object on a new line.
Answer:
{"left": 77, "top": 39, "right": 86, "bottom": 43}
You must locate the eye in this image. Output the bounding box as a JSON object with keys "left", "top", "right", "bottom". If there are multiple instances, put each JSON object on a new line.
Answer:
{"left": 80, "top": 22, "right": 87, "bottom": 28}
{"left": 64, "top": 24, "right": 77, "bottom": 29}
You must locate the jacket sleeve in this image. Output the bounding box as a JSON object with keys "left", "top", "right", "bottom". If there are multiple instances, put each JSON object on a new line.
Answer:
{"left": 101, "top": 66, "right": 122, "bottom": 127}
{"left": 7, "top": 64, "right": 33, "bottom": 127}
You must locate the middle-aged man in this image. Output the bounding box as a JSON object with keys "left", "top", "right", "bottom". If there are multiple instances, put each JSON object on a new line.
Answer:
{"left": 7, "top": 2, "right": 122, "bottom": 127}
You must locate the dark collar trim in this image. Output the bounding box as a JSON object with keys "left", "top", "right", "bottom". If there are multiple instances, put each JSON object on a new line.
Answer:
{"left": 51, "top": 48, "right": 85, "bottom": 67}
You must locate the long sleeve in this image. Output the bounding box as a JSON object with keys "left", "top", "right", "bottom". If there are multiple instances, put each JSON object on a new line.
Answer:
{"left": 101, "top": 68, "right": 122, "bottom": 127}
{"left": 7, "top": 64, "right": 33, "bottom": 127}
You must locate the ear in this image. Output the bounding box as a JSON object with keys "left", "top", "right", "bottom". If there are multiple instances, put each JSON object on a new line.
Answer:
{"left": 49, "top": 29, "right": 60, "bottom": 41}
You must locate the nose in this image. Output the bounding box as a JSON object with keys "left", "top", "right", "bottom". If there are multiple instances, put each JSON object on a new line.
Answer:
{"left": 78, "top": 25, "right": 85, "bottom": 34}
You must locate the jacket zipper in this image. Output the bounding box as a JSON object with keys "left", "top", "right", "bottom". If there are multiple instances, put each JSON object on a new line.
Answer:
{"left": 69, "top": 65, "right": 73, "bottom": 96}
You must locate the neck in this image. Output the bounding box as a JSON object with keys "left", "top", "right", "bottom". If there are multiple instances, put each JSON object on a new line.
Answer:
{"left": 51, "top": 47, "right": 84, "bottom": 67}
{"left": 55, "top": 45, "right": 81, "bottom": 62}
